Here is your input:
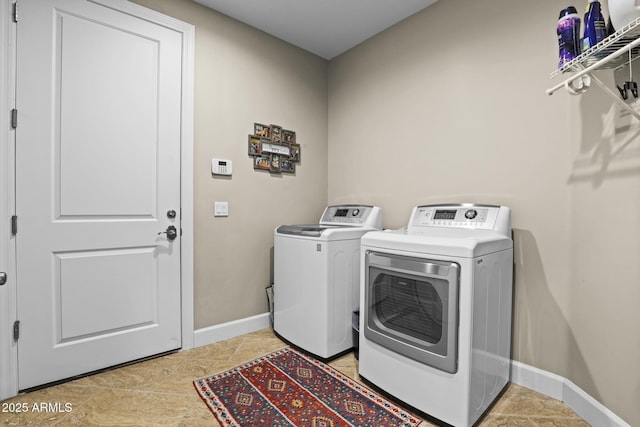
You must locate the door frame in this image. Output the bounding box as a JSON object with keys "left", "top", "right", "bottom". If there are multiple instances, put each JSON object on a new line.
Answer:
{"left": 0, "top": 0, "right": 195, "bottom": 400}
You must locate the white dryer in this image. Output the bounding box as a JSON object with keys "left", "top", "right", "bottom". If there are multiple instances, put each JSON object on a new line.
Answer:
{"left": 274, "top": 205, "right": 382, "bottom": 359}
{"left": 359, "top": 204, "right": 513, "bottom": 427}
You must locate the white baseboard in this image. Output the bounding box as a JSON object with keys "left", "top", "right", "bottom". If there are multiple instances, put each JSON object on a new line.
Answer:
{"left": 511, "top": 360, "right": 630, "bottom": 427}
{"left": 193, "top": 312, "right": 271, "bottom": 348}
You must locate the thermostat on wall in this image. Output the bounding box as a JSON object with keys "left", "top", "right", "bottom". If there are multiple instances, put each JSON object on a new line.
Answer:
{"left": 212, "top": 158, "right": 232, "bottom": 176}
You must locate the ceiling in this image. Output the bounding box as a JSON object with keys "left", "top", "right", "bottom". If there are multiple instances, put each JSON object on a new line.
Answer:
{"left": 193, "top": 0, "right": 438, "bottom": 59}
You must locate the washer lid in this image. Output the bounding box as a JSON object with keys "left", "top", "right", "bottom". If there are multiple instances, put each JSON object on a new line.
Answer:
{"left": 276, "top": 224, "right": 333, "bottom": 237}
{"left": 276, "top": 224, "right": 378, "bottom": 241}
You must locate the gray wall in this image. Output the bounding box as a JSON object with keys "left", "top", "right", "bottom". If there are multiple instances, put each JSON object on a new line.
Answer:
{"left": 328, "top": 0, "right": 639, "bottom": 425}
{"left": 134, "top": 0, "right": 639, "bottom": 425}
{"left": 132, "top": 0, "right": 329, "bottom": 328}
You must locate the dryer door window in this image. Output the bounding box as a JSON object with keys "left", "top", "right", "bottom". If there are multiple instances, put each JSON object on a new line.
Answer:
{"left": 371, "top": 271, "right": 445, "bottom": 345}
{"left": 364, "top": 251, "right": 459, "bottom": 374}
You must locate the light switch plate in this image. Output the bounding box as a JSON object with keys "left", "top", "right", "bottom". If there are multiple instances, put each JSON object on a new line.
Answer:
{"left": 214, "top": 201, "right": 229, "bottom": 217}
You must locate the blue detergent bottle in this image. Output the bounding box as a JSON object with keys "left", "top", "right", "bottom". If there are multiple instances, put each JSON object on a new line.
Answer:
{"left": 557, "top": 7, "right": 581, "bottom": 67}
{"left": 582, "top": 0, "right": 607, "bottom": 51}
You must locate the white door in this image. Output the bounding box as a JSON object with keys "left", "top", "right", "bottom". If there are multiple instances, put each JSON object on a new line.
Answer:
{"left": 16, "top": 0, "right": 183, "bottom": 389}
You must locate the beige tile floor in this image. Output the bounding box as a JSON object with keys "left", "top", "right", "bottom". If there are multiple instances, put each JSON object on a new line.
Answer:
{"left": 1, "top": 328, "right": 590, "bottom": 426}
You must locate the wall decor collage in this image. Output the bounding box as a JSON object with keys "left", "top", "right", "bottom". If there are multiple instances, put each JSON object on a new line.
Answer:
{"left": 248, "top": 123, "right": 300, "bottom": 173}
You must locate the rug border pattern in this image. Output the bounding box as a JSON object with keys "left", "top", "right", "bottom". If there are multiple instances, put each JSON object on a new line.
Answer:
{"left": 194, "top": 346, "right": 422, "bottom": 427}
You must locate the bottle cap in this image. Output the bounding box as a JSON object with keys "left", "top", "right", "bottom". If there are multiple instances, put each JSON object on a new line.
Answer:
{"left": 559, "top": 6, "right": 578, "bottom": 19}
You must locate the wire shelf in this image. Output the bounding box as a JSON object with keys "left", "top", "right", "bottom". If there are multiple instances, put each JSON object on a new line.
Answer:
{"left": 551, "top": 16, "right": 640, "bottom": 78}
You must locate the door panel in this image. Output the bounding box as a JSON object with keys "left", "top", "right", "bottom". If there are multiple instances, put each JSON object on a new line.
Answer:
{"left": 57, "top": 11, "right": 158, "bottom": 218}
{"left": 56, "top": 247, "right": 158, "bottom": 341}
{"left": 16, "top": 0, "right": 182, "bottom": 389}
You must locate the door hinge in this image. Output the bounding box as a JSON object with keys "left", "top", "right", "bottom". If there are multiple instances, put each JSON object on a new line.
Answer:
{"left": 12, "top": 2, "right": 18, "bottom": 23}
{"left": 13, "top": 321, "right": 20, "bottom": 341}
{"left": 10, "top": 109, "right": 17, "bottom": 129}
{"left": 11, "top": 215, "right": 17, "bottom": 235}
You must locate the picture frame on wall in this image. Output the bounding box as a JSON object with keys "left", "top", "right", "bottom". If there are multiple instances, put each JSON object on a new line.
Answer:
{"left": 248, "top": 122, "right": 300, "bottom": 174}
{"left": 289, "top": 143, "right": 301, "bottom": 162}
{"left": 253, "top": 155, "right": 271, "bottom": 170}
{"left": 270, "top": 125, "right": 282, "bottom": 143}
{"left": 281, "top": 158, "right": 295, "bottom": 173}
{"left": 248, "top": 135, "right": 263, "bottom": 155}
{"left": 261, "top": 142, "right": 291, "bottom": 157}
{"left": 270, "top": 154, "right": 281, "bottom": 172}
{"left": 254, "top": 123, "right": 271, "bottom": 139}
{"left": 282, "top": 129, "right": 296, "bottom": 144}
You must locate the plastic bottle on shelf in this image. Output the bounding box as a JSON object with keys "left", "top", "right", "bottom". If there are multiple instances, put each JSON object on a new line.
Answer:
{"left": 557, "top": 6, "right": 581, "bottom": 68}
{"left": 582, "top": 0, "right": 607, "bottom": 51}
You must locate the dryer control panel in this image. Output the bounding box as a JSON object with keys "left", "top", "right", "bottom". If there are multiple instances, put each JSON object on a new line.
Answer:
{"left": 320, "top": 205, "right": 382, "bottom": 228}
{"left": 409, "top": 204, "right": 511, "bottom": 236}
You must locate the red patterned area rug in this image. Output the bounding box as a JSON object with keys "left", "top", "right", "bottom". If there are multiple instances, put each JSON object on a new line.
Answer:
{"left": 194, "top": 347, "right": 423, "bottom": 427}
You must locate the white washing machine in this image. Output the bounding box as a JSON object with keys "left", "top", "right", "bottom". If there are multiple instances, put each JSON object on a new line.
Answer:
{"left": 359, "top": 204, "right": 513, "bottom": 427}
{"left": 274, "top": 205, "right": 382, "bottom": 359}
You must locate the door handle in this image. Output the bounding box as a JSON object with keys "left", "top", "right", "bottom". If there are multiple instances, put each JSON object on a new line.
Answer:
{"left": 158, "top": 225, "right": 178, "bottom": 241}
{"left": 0, "top": 272, "right": 6, "bottom": 286}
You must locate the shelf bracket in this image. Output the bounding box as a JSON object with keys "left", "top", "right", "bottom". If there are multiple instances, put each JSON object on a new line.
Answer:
{"left": 588, "top": 72, "right": 640, "bottom": 122}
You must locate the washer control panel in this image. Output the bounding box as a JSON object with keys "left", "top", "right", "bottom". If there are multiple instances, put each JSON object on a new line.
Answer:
{"left": 409, "top": 205, "right": 502, "bottom": 230}
{"left": 320, "top": 205, "right": 382, "bottom": 228}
